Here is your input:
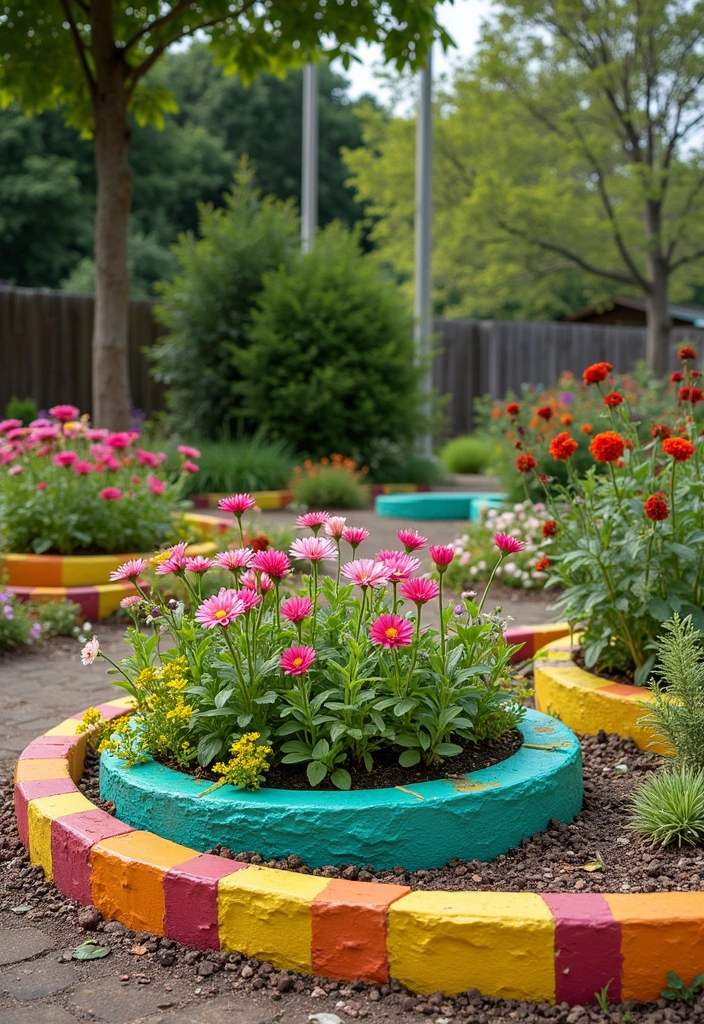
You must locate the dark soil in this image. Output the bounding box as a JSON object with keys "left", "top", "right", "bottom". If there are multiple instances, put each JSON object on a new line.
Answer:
{"left": 156, "top": 730, "right": 523, "bottom": 792}
{"left": 573, "top": 647, "right": 637, "bottom": 687}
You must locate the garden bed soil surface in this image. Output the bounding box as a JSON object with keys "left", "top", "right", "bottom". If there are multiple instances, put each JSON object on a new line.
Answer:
{"left": 86, "top": 732, "right": 702, "bottom": 894}
{"left": 573, "top": 647, "right": 636, "bottom": 687}
{"left": 157, "top": 731, "right": 523, "bottom": 792}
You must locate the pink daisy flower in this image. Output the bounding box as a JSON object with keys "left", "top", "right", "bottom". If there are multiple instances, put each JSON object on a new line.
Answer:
{"left": 50, "top": 404, "right": 80, "bottom": 423}
{"left": 178, "top": 445, "right": 201, "bottom": 459}
{"left": 195, "top": 588, "right": 246, "bottom": 628}
{"left": 37, "top": 481, "right": 47, "bottom": 491}
{"left": 80, "top": 636, "right": 100, "bottom": 666}
{"left": 135, "top": 448, "right": 161, "bottom": 468}
{"left": 290, "top": 537, "right": 337, "bottom": 562}
{"left": 341, "top": 527, "right": 369, "bottom": 551}
{"left": 8, "top": 465, "right": 22, "bottom": 476}
{"left": 218, "top": 493, "right": 256, "bottom": 516}
{"left": 105, "top": 432, "right": 132, "bottom": 449}
{"left": 154, "top": 543, "right": 188, "bottom": 575}
{"left": 232, "top": 588, "right": 261, "bottom": 612}
{"left": 369, "top": 613, "right": 414, "bottom": 649}
{"left": 400, "top": 577, "right": 440, "bottom": 605}
{"left": 84, "top": 428, "right": 108, "bottom": 441}
{"left": 0, "top": 419, "right": 22, "bottom": 433}
{"left": 52, "top": 451, "right": 77, "bottom": 467}
{"left": 251, "top": 549, "right": 291, "bottom": 580}
{"left": 429, "top": 545, "right": 455, "bottom": 569}
{"left": 109, "top": 558, "right": 149, "bottom": 582}
{"left": 147, "top": 475, "right": 166, "bottom": 495}
{"left": 324, "top": 516, "right": 347, "bottom": 538}
{"left": 100, "top": 487, "right": 122, "bottom": 501}
{"left": 280, "top": 645, "right": 316, "bottom": 676}
{"left": 73, "top": 460, "right": 94, "bottom": 475}
{"left": 185, "top": 556, "right": 214, "bottom": 574}
{"left": 494, "top": 533, "right": 524, "bottom": 555}
{"left": 120, "top": 595, "right": 142, "bottom": 610}
{"left": 296, "top": 511, "right": 330, "bottom": 533}
{"left": 30, "top": 426, "right": 60, "bottom": 442}
{"left": 215, "top": 549, "right": 253, "bottom": 571}
{"left": 102, "top": 456, "right": 122, "bottom": 471}
{"left": 397, "top": 529, "right": 427, "bottom": 553}
{"left": 183, "top": 460, "right": 199, "bottom": 474}
{"left": 240, "top": 569, "right": 274, "bottom": 592}
{"left": 281, "top": 596, "right": 313, "bottom": 623}
{"left": 376, "top": 550, "right": 420, "bottom": 582}
{"left": 341, "top": 559, "right": 389, "bottom": 589}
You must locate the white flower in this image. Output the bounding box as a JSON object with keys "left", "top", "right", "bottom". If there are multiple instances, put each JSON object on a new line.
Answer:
{"left": 83, "top": 621, "right": 92, "bottom": 631}
{"left": 495, "top": 565, "right": 502, "bottom": 575}
{"left": 469, "top": 566, "right": 478, "bottom": 576}
{"left": 459, "top": 552, "right": 471, "bottom": 566}
{"left": 80, "top": 636, "right": 100, "bottom": 666}
{"left": 477, "top": 560, "right": 487, "bottom": 571}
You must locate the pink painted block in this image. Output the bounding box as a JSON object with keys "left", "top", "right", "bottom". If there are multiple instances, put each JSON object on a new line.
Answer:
{"left": 19, "top": 737, "right": 77, "bottom": 760}
{"left": 14, "top": 778, "right": 78, "bottom": 847}
{"left": 51, "top": 809, "right": 135, "bottom": 905}
{"left": 164, "top": 854, "right": 247, "bottom": 949}
{"left": 93, "top": 703, "right": 131, "bottom": 721}
{"left": 543, "top": 893, "right": 623, "bottom": 1005}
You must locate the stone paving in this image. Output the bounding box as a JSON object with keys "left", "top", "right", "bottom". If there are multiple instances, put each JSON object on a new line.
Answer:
{"left": 0, "top": 504, "right": 556, "bottom": 1023}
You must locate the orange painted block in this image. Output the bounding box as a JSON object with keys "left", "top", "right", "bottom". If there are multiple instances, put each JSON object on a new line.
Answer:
{"left": 2, "top": 554, "right": 63, "bottom": 588}
{"left": 312, "top": 879, "right": 410, "bottom": 984}
{"left": 91, "top": 830, "right": 196, "bottom": 935}
{"left": 14, "top": 758, "right": 71, "bottom": 783}
{"left": 605, "top": 893, "right": 704, "bottom": 1001}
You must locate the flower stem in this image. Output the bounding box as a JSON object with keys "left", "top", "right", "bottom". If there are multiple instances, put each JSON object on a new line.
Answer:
{"left": 438, "top": 575, "right": 446, "bottom": 659}
{"left": 477, "top": 554, "right": 503, "bottom": 614}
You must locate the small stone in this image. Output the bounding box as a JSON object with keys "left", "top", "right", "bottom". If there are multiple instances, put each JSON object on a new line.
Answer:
{"left": 277, "top": 974, "right": 294, "bottom": 993}
{"left": 197, "top": 961, "right": 216, "bottom": 977}
{"left": 184, "top": 950, "right": 201, "bottom": 965}
{"left": 103, "top": 921, "right": 126, "bottom": 935}
{"left": 77, "top": 906, "right": 101, "bottom": 931}
{"left": 157, "top": 951, "right": 176, "bottom": 967}
{"left": 341, "top": 866, "right": 359, "bottom": 881}
{"left": 358, "top": 870, "right": 374, "bottom": 882}
{"left": 311, "top": 986, "right": 327, "bottom": 998}
{"left": 240, "top": 964, "right": 254, "bottom": 979}
{"left": 596, "top": 730, "right": 607, "bottom": 744}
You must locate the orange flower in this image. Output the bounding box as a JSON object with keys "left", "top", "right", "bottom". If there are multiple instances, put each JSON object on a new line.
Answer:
{"left": 506, "top": 402, "right": 520, "bottom": 416}
{"left": 580, "top": 423, "right": 593, "bottom": 435}
{"left": 644, "top": 493, "right": 669, "bottom": 521}
{"left": 583, "top": 362, "right": 613, "bottom": 385}
{"left": 535, "top": 557, "right": 551, "bottom": 573}
{"left": 662, "top": 437, "right": 695, "bottom": 462}
{"left": 542, "top": 520, "right": 558, "bottom": 538}
{"left": 560, "top": 413, "right": 573, "bottom": 426}
{"left": 491, "top": 408, "right": 502, "bottom": 419}
{"left": 590, "top": 431, "right": 625, "bottom": 463}
{"left": 549, "top": 432, "right": 578, "bottom": 461}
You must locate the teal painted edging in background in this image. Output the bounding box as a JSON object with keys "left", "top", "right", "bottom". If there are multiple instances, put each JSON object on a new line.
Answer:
{"left": 375, "top": 492, "right": 506, "bottom": 521}
{"left": 100, "top": 711, "right": 582, "bottom": 871}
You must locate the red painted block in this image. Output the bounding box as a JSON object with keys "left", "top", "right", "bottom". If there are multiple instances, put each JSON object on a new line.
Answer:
{"left": 505, "top": 627, "right": 535, "bottom": 663}
{"left": 312, "top": 879, "right": 410, "bottom": 984}
{"left": 51, "top": 809, "right": 134, "bottom": 905}
{"left": 164, "top": 854, "right": 247, "bottom": 949}
{"left": 14, "top": 778, "right": 78, "bottom": 847}
{"left": 543, "top": 893, "right": 622, "bottom": 1005}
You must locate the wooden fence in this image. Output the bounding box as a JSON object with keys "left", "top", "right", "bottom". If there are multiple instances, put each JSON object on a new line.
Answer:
{"left": 2, "top": 287, "right": 703, "bottom": 434}
{"left": 432, "top": 318, "right": 704, "bottom": 436}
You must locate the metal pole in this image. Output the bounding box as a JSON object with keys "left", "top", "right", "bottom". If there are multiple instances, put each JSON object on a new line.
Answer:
{"left": 414, "top": 48, "right": 433, "bottom": 458}
{"left": 301, "top": 63, "right": 319, "bottom": 253}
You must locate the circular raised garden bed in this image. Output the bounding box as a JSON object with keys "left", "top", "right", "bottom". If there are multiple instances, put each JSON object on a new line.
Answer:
{"left": 189, "top": 484, "right": 433, "bottom": 511}
{"left": 14, "top": 703, "right": 704, "bottom": 1005}
{"left": 98, "top": 709, "right": 582, "bottom": 871}
{"left": 375, "top": 491, "right": 506, "bottom": 520}
{"left": 534, "top": 636, "right": 670, "bottom": 753}
{"left": 2, "top": 510, "right": 225, "bottom": 619}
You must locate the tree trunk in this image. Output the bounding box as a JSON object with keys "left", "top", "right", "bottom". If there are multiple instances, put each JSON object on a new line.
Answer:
{"left": 91, "top": 34, "right": 133, "bottom": 430}
{"left": 644, "top": 202, "right": 670, "bottom": 378}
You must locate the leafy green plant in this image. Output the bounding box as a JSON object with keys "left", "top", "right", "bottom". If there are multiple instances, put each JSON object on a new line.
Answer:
{"left": 439, "top": 434, "right": 494, "bottom": 475}
{"left": 181, "top": 434, "right": 296, "bottom": 496}
{"left": 630, "top": 767, "right": 704, "bottom": 847}
{"left": 36, "top": 598, "right": 82, "bottom": 638}
{"left": 594, "top": 980, "right": 612, "bottom": 1011}
{"left": 235, "top": 223, "right": 427, "bottom": 466}
{"left": 5, "top": 396, "right": 38, "bottom": 425}
{"left": 662, "top": 970, "right": 704, "bottom": 1005}
{"left": 0, "top": 588, "right": 37, "bottom": 650}
{"left": 639, "top": 616, "right": 704, "bottom": 769}
{"left": 368, "top": 453, "right": 443, "bottom": 487}
{"left": 152, "top": 167, "right": 299, "bottom": 439}
{"left": 291, "top": 463, "right": 368, "bottom": 510}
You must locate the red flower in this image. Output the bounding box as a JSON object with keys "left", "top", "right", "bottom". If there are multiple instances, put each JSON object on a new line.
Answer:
{"left": 516, "top": 454, "right": 537, "bottom": 473}
{"left": 679, "top": 386, "right": 704, "bottom": 404}
{"left": 250, "top": 534, "right": 271, "bottom": 552}
{"left": 651, "top": 423, "right": 672, "bottom": 440}
{"left": 604, "top": 392, "right": 623, "bottom": 407}
{"left": 590, "top": 431, "right": 625, "bottom": 463}
{"left": 671, "top": 371, "right": 684, "bottom": 383}
{"left": 537, "top": 406, "right": 553, "bottom": 421}
{"left": 583, "top": 362, "right": 613, "bottom": 385}
{"left": 542, "top": 520, "right": 558, "bottom": 538}
{"left": 549, "top": 432, "right": 578, "bottom": 461}
{"left": 679, "top": 346, "right": 697, "bottom": 361}
{"left": 535, "top": 557, "right": 551, "bottom": 573}
{"left": 506, "top": 402, "right": 520, "bottom": 416}
{"left": 662, "top": 437, "right": 695, "bottom": 462}
{"left": 644, "top": 493, "right": 669, "bottom": 521}
{"left": 691, "top": 369, "right": 702, "bottom": 379}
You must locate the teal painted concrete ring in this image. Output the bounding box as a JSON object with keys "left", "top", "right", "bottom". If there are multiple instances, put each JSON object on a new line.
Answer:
{"left": 100, "top": 710, "right": 582, "bottom": 871}
{"left": 375, "top": 492, "right": 506, "bottom": 520}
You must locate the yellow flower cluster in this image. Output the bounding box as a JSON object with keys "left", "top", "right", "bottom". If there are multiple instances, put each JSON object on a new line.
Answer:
{"left": 212, "top": 732, "right": 272, "bottom": 791}
{"left": 76, "top": 707, "right": 107, "bottom": 752}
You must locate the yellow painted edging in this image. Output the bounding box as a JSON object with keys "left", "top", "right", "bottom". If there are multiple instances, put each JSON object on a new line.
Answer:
{"left": 534, "top": 638, "right": 669, "bottom": 753}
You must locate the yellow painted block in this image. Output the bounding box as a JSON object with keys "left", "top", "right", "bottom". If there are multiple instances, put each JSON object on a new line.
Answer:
{"left": 251, "top": 490, "right": 281, "bottom": 510}
{"left": 27, "top": 791, "right": 94, "bottom": 878}
{"left": 14, "top": 758, "right": 71, "bottom": 783}
{"left": 98, "top": 585, "right": 129, "bottom": 618}
{"left": 101, "top": 697, "right": 136, "bottom": 709}
{"left": 387, "top": 891, "right": 555, "bottom": 1001}
{"left": 218, "top": 866, "right": 328, "bottom": 973}
{"left": 534, "top": 663, "right": 610, "bottom": 733}
{"left": 44, "top": 719, "right": 84, "bottom": 737}
{"left": 61, "top": 554, "right": 125, "bottom": 588}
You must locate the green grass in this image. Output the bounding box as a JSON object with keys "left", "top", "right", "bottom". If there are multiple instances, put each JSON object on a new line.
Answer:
{"left": 182, "top": 434, "right": 296, "bottom": 495}
{"left": 439, "top": 434, "right": 494, "bottom": 475}
{"left": 630, "top": 768, "right": 704, "bottom": 847}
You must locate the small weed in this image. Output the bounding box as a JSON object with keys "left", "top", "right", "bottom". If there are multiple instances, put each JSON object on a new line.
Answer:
{"left": 662, "top": 969, "right": 704, "bottom": 1005}
{"left": 594, "top": 979, "right": 612, "bottom": 1010}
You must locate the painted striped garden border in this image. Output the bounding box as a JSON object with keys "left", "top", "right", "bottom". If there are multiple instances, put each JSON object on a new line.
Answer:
{"left": 189, "top": 484, "right": 432, "bottom": 511}
{"left": 14, "top": 699, "right": 703, "bottom": 1005}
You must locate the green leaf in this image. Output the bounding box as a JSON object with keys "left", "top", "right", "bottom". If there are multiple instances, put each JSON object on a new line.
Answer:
{"left": 394, "top": 698, "right": 417, "bottom": 717}
{"left": 311, "top": 738, "right": 330, "bottom": 760}
{"left": 197, "top": 734, "right": 222, "bottom": 767}
{"left": 72, "top": 940, "right": 110, "bottom": 961}
{"left": 331, "top": 769, "right": 352, "bottom": 790}
{"left": 666, "top": 971, "right": 683, "bottom": 989}
{"left": 633, "top": 655, "right": 656, "bottom": 687}
{"left": 436, "top": 742, "right": 463, "bottom": 756}
{"left": 399, "top": 749, "right": 421, "bottom": 768}
{"left": 307, "top": 760, "right": 328, "bottom": 787}
{"left": 11, "top": 905, "right": 32, "bottom": 914}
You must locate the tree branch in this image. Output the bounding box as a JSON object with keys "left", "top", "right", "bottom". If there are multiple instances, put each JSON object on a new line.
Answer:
{"left": 59, "top": 0, "right": 95, "bottom": 97}
{"left": 123, "top": 0, "right": 194, "bottom": 55}
{"left": 495, "top": 217, "right": 638, "bottom": 288}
